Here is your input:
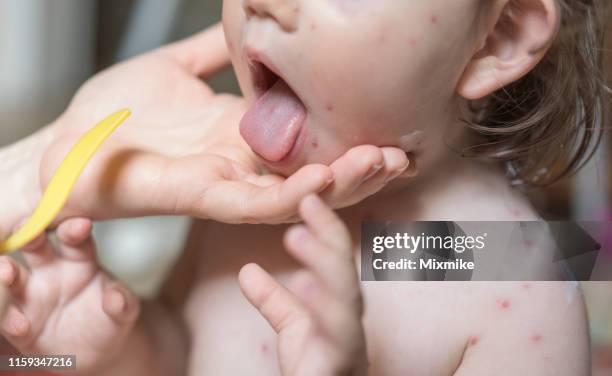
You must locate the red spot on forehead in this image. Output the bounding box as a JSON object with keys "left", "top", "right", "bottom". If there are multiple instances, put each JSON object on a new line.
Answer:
{"left": 430, "top": 15, "right": 439, "bottom": 24}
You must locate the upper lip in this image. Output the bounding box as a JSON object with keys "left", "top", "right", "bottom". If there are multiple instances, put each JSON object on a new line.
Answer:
{"left": 245, "top": 46, "right": 284, "bottom": 98}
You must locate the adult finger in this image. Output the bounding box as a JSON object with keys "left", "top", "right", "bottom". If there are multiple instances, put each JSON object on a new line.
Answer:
{"left": 158, "top": 23, "right": 230, "bottom": 77}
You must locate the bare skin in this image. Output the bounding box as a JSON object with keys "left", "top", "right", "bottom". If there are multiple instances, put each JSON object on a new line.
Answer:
{"left": 0, "top": 0, "right": 592, "bottom": 374}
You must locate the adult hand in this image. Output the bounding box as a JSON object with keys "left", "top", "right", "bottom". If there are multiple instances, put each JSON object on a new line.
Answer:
{"left": 4, "top": 23, "right": 411, "bottom": 232}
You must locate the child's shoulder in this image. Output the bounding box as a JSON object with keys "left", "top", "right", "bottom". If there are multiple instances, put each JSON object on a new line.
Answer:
{"left": 362, "top": 281, "right": 589, "bottom": 374}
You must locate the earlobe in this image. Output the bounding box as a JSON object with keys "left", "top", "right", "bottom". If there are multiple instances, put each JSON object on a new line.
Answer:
{"left": 457, "top": 0, "right": 560, "bottom": 100}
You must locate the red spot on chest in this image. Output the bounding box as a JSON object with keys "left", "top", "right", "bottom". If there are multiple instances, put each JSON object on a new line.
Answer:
{"left": 497, "top": 299, "right": 511, "bottom": 310}
{"left": 468, "top": 336, "right": 480, "bottom": 346}
{"left": 531, "top": 334, "right": 543, "bottom": 344}
{"left": 509, "top": 208, "right": 523, "bottom": 218}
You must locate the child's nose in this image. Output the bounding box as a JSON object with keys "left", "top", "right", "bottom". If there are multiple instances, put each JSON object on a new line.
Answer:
{"left": 243, "top": 0, "right": 300, "bottom": 32}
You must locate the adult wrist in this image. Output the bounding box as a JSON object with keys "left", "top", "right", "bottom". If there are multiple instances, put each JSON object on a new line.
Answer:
{"left": 0, "top": 121, "right": 59, "bottom": 237}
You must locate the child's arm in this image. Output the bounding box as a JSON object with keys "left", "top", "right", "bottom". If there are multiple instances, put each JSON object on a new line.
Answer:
{"left": 453, "top": 282, "right": 590, "bottom": 376}
{"left": 239, "top": 195, "right": 368, "bottom": 376}
{"left": 0, "top": 218, "right": 187, "bottom": 376}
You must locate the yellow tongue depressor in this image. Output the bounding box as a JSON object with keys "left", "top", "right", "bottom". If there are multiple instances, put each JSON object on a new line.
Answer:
{"left": 0, "top": 109, "right": 131, "bottom": 254}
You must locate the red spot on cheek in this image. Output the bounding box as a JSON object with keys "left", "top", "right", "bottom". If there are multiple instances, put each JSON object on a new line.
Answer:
{"left": 430, "top": 15, "right": 439, "bottom": 24}
{"left": 497, "top": 299, "right": 511, "bottom": 310}
{"left": 408, "top": 38, "right": 418, "bottom": 47}
{"left": 310, "top": 23, "right": 317, "bottom": 31}
{"left": 531, "top": 334, "right": 543, "bottom": 344}
{"left": 325, "top": 103, "right": 334, "bottom": 112}
{"left": 261, "top": 343, "right": 269, "bottom": 353}
{"left": 311, "top": 140, "right": 319, "bottom": 149}
{"left": 468, "top": 336, "right": 480, "bottom": 346}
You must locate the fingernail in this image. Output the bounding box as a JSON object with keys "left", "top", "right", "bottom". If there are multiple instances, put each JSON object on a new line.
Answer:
{"left": 384, "top": 161, "right": 410, "bottom": 184}
{"left": 364, "top": 163, "right": 384, "bottom": 181}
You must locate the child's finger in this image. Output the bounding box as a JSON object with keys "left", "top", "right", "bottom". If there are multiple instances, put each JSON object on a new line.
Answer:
{"left": 292, "top": 271, "right": 363, "bottom": 351}
{"left": 284, "top": 226, "right": 361, "bottom": 309}
{"left": 20, "top": 231, "right": 56, "bottom": 268}
{"left": 0, "top": 306, "right": 31, "bottom": 347}
{"left": 238, "top": 263, "right": 308, "bottom": 333}
{"left": 56, "top": 218, "right": 96, "bottom": 261}
{"left": 320, "top": 146, "right": 384, "bottom": 205}
{"left": 298, "top": 194, "right": 352, "bottom": 252}
{"left": 0, "top": 257, "right": 28, "bottom": 295}
{"left": 101, "top": 283, "right": 140, "bottom": 325}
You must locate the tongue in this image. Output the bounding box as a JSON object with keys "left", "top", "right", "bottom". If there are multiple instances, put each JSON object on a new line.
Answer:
{"left": 240, "top": 79, "right": 306, "bottom": 162}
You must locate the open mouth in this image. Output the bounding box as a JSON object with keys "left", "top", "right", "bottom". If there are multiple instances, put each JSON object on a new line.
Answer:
{"left": 239, "top": 52, "right": 308, "bottom": 163}
{"left": 249, "top": 60, "right": 281, "bottom": 98}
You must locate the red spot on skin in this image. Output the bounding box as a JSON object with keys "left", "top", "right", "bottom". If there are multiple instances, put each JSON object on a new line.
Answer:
{"left": 430, "top": 15, "right": 438, "bottom": 24}
{"left": 509, "top": 208, "right": 523, "bottom": 218}
{"left": 468, "top": 336, "right": 480, "bottom": 346}
{"left": 522, "top": 283, "right": 531, "bottom": 290}
{"left": 531, "top": 334, "right": 543, "bottom": 344}
{"left": 523, "top": 239, "right": 535, "bottom": 248}
{"left": 325, "top": 103, "right": 334, "bottom": 112}
{"left": 311, "top": 140, "right": 319, "bottom": 149}
{"left": 261, "top": 343, "right": 269, "bottom": 353}
{"left": 408, "top": 38, "right": 418, "bottom": 47}
{"left": 310, "top": 23, "right": 317, "bottom": 31}
{"left": 497, "top": 299, "right": 511, "bottom": 310}
{"left": 363, "top": 211, "right": 375, "bottom": 220}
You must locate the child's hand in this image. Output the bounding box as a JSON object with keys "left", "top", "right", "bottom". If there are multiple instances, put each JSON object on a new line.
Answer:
{"left": 0, "top": 218, "right": 139, "bottom": 374}
{"left": 239, "top": 195, "right": 367, "bottom": 376}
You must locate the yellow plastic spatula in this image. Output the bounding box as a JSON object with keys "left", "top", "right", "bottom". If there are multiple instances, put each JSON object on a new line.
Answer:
{"left": 0, "top": 109, "right": 131, "bottom": 254}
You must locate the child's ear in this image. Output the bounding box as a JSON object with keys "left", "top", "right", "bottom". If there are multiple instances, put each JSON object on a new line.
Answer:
{"left": 457, "top": 0, "right": 560, "bottom": 100}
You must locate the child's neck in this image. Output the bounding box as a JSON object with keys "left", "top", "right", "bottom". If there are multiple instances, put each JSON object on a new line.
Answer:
{"left": 338, "top": 147, "right": 532, "bottom": 224}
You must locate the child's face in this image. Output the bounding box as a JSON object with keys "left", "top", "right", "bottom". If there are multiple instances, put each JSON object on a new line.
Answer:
{"left": 223, "top": 0, "right": 484, "bottom": 175}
